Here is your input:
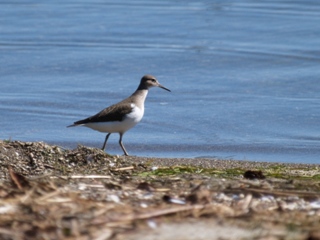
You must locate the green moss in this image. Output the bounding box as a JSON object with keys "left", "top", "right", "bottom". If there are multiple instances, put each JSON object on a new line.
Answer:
{"left": 3, "top": 138, "right": 12, "bottom": 143}
{"left": 312, "top": 174, "right": 320, "bottom": 179}
{"left": 137, "top": 165, "right": 241, "bottom": 178}
{"left": 136, "top": 164, "right": 320, "bottom": 181}
{"left": 224, "top": 168, "right": 244, "bottom": 176}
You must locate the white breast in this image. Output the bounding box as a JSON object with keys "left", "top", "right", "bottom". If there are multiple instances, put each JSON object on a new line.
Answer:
{"left": 84, "top": 104, "right": 144, "bottom": 134}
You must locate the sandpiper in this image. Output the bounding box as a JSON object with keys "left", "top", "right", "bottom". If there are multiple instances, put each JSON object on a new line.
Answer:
{"left": 67, "top": 75, "right": 170, "bottom": 156}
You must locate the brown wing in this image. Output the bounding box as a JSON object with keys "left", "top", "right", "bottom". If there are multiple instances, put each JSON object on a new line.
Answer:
{"left": 73, "top": 102, "right": 133, "bottom": 125}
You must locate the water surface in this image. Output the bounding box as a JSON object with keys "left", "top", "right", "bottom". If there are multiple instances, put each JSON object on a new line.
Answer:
{"left": 1, "top": 1, "right": 320, "bottom": 163}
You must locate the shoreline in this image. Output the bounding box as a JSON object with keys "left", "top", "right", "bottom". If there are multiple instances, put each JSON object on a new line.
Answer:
{"left": 0, "top": 140, "right": 319, "bottom": 239}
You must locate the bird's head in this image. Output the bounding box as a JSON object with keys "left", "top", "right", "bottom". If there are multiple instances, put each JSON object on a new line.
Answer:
{"left": 139, "top": 75, "right": 171, "bottom": 92}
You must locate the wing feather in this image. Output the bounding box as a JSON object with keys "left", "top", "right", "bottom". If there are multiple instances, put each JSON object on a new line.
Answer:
{"left": 73, "top": 102, "right": 133, "bottom": 125}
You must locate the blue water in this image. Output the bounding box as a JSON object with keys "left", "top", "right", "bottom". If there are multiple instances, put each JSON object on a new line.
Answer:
{"left": 1, "top": 1, "right": 320, "bottom": 163}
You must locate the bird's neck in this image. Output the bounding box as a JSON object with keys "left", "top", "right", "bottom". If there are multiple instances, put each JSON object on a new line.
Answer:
{"left": 130, "top": 89, "right": 148, "bottom": 109}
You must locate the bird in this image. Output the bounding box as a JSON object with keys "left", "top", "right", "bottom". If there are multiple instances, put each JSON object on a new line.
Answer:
{"left": 67, "top": 75, "right": 171, "bottom": 156}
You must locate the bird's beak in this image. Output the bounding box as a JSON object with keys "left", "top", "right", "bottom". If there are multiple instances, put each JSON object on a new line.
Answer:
{"left": 158, "top": 84, "right": 171, "bottom": 92}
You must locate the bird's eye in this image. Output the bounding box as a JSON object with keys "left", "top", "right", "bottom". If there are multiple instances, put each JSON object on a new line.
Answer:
{"left": 151, "top": 79, "right": 156, "bottom": 82}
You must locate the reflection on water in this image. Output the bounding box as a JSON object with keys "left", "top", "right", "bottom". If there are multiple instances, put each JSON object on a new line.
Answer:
{"left": 1, "top": 1, "right": 320, "bottom": 163}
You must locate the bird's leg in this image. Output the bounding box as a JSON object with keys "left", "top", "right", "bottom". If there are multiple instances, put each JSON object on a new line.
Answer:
{"left": 119, "top": 133, "right": 129, "bottom": 156}
{"left": 102, "top": 133, "right": 111, "bottom": 150}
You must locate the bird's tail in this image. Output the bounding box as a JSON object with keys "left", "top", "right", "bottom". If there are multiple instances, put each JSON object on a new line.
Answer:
{"left": 67, "top": 124, "right": 78, "bottom": 128}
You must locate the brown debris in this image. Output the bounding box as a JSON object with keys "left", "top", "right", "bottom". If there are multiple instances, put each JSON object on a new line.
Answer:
{"left": 8, "top": 167, "right": 31, "bottom": 190}
{"left": 307, "top": 231, "right": 320, "bottom": 240}
{"left": 0, "top": 140, "right": 320, "bottom": 240}
{"left": 137, "top": 182, "right": 155, "bottom": 192}
{"left": 243, "top": 170, "right": 266, "bottom": 179}
{"left": 186, "top": 184, "right": 211, "bottom": 204}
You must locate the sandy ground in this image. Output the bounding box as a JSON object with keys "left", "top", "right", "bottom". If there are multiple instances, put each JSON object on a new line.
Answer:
{"left": 0, "top": 140, "right": 320, "bottom": 240}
